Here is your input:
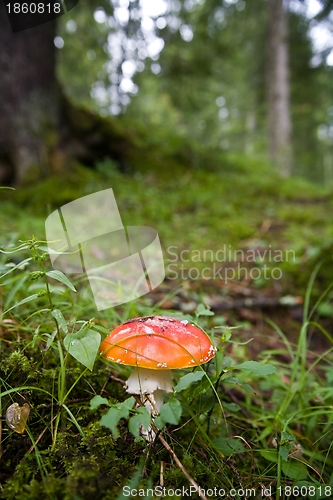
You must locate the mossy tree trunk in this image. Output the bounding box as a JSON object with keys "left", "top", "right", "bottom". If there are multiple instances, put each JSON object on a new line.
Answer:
{"left": 0, "top": 2, "right": 60, "bottom": 184}
{"left": 0, "top": 3, "right": 155, "bottom": 186}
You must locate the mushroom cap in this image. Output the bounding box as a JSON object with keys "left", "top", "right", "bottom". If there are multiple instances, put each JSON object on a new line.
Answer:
{"left": 100, "top": 315, "right": 216, "bottom": 370}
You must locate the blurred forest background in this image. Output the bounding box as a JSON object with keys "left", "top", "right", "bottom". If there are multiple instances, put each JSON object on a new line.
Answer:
{"left": 2, "top": 2, "right": 333, "bottom": 494}
{"left": 57, "top": 0, "right": 333, "bottom": 182}
{"left": 1, "top": 0, "right": 333, "bottom": 185}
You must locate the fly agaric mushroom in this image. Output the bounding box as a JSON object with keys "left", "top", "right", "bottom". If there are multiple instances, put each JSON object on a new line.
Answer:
{"left": 100, "top": 316, "right": 216, "bottom": 437}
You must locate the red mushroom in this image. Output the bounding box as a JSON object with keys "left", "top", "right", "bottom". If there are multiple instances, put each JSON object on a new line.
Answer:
{"left": 100, "top": 315, "right": 216, "bottom": 437}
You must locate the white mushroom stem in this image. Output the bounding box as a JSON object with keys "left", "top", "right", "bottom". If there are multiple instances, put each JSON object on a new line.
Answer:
{"left": 126, "top": 367, "right": 173, "bottom": 414}
{"left": 125, "top": 367, "right": 173, "bottom": 441}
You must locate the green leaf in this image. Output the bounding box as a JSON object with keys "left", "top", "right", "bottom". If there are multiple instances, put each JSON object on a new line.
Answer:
{"left": 282, "top": 460, "right": 308, "bottom": 480}
{"left": 279, "top": 444, "right": 291, "bottom": 461}
{"left": 90, "top": 395, "right": 109, "bottom": 410}
{"left": 222, "top": 356, "right": 234, "bottom": 369}
{"left": 0, "top": 257, "right": 32, "bottom": 279}
{"left": 154, "top": 398, "right": 182, "bottom": 429}
{"left": 46, "top": 270, "right": 77, "bottom": 292}
{"left": 186, "top": 376, "right": 214, "bottom": 401}
{"left": 213, "top": 437, "right": 246, "bottom": 456}
{"left": 115, "top": 458, "right": 145, "bottom": 500}
{"left": 174, "top": 371, "right": 205, "bottom": 393}
{"left": 0, "top": 243, "right": 29, "bottom": 254}
{"left": 223, "top": 402, "right": 240, "bottom": 412}
{"left": 64, "top": 329, "right": 101, "bottom": 370}
{"left": 2, "top": 293, "right": 39, "bottom": 316}
{"left": 218, "top": 327, "right": 232, "bottom": 342}
{"left": 223, "top": 376, "right": 255, "bottom": 393}
{"left": 233, "top": 361, "right": 276, "bottom": 376}
{"left": 128, "top": 406, "right": 151, "bottom": 438}
{"left": 42, "top": 330, "right": 57, "bottom": 350}
{"left": 260, "top": 450, "right": 278, "bottom": 463}
{"left": 214, "top": 350, "right": 225, "bottom": 376}
{"left": 196, "top": 304, "right": 214, "bottom": 316}
{"left": 52, "top": 309, "right": 68, "bottom": 333}
{"left": 100, "top": 397, "right": 135, "bottom": 439}
{"left": 281, "top": 430, "right": 295, "bottom": 441}
{"left": 153, "top": 416, "right": 163, "bottom": 430}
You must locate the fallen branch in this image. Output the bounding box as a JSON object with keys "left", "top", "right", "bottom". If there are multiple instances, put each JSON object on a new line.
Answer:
{"left": 208, "top": 295, "right": 303, "bottom": 311}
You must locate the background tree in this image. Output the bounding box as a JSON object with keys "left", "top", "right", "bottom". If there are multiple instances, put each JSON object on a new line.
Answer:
{"left": 0, "top": 0, "right": 138, "bottom": 184}
{"left": 1, "top": 0, "right": 333, "bottom": 184}
{"left": 0, "top": 2, "right": 58, "bottom": 184}
{"left": 267, "top": 0, "right": 293, "bottom": 177}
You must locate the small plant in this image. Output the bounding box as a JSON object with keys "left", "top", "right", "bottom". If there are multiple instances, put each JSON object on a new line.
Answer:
{"left": 0, "top": 238, "right": 102, "bottom": 454}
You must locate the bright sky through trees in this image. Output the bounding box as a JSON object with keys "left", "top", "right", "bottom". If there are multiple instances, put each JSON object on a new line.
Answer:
{"left": 306, "top": 0, "right": 333, "bottom": 65}
{"left": 56, "top": 0, "right": 333, "bottom": 114}
{"left": 141, "top": 0, "right": 333, "bottom": 64}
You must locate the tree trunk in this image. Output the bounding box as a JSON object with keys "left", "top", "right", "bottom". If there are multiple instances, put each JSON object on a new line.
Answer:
{"left": 267, "top": 0, "right": 292, "bottom": 177}
{"left": 0, "top": 2, "right": 59, "bottom": 184}
{"left": 0, "top": 2, "right": 156, "bottom": 185}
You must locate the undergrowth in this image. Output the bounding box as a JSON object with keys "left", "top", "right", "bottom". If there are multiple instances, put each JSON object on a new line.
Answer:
{"left": 0, "top": 234, "right": 333, "bottom": 500}
{"left": 1, "top": 170, "right": 333, "bottom": 499}
{"left": 2, "top": 162, "right": 333, "bottom": 298}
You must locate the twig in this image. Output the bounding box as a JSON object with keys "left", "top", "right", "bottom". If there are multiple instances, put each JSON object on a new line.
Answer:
{"left": 135, "top": 394, "right": 208, "bottom": 500}
{"left": 159, "top": 461, "right": 164, "bottom": 487}
{"left": 105, "top": 377, "right": 206, "bottom": 499}
{"left": 25, "top": 415, "right": 57, "bottom": 456}
{"left": 109, "top": 374, "right": 126, "bottom": 387}
{"left": 207, "top": 296, "right": 302, "bottom": 311}
{"left": 156, "top": 430, "right": 208, "bottom": 500}
{"left": 100, "top": 372, "right": 126, "bottom": 396}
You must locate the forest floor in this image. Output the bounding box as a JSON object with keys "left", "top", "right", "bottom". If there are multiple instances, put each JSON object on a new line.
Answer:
{"left": 4, "top": 160, "right": 332, "bottom": 357}
{"left": 1, "top": 163, "right": 333, "bottom": 499}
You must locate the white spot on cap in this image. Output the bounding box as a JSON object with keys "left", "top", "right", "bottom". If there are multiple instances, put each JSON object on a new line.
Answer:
{"left": 143, "top": 325, "right": 155, "bottom": 334}
{"left": 120, "top": 327, "right": 131, "bottom": 335}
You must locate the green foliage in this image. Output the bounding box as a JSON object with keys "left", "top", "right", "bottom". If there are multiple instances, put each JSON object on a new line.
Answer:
{"left": 89, "top": 395, "right": 108, "bottom": 410}
{"left": 51, "top": 308, "right": 69, "bottom": 333}
{"left": 233, "top": 360, "right": 276, "bottom": 376}
{"left": 1, "top": 169, "right": 333, "bottom": 496}
{"left": 128, "top": 406, "right": 151, "bottom": 438}
{"left": 56, "top": 0, "right": 112, "bottom": 110}
{"left": 195, "top": 303, "right": 215, "bottom": 317}
{"left": 46, "top": 270, "right": 77, "bottom": 292}
{"left": 174, "top": 371, "right": 206, "bottom": 393}
{"left": 154, "top": 398, "right": 182, "bottom": 429}
{"left": 64, "top": 328, "right": 101, "bottom": 371}
{"left": 100, "top": 397, "right": 136, "bottom": 439}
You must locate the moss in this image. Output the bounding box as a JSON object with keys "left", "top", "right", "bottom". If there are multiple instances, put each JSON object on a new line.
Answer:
{"left": 0, "top": 332, "right": 149, "bottom": 499}
{"left": 1, "top": 405, "right": 146, "bottom": 499}
{"left": 0, "top": 351, "right": 33, "bottom": 375}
